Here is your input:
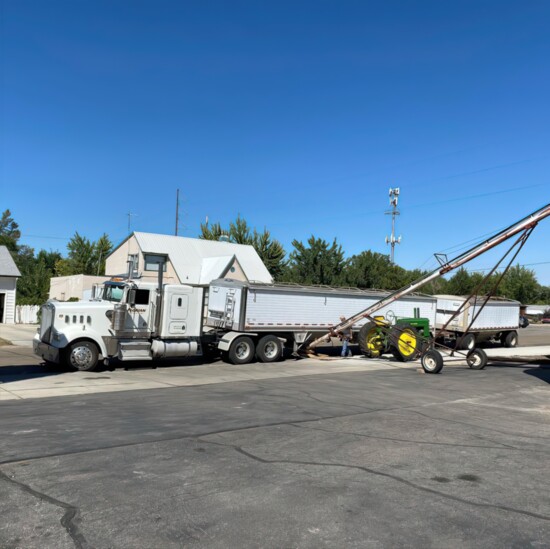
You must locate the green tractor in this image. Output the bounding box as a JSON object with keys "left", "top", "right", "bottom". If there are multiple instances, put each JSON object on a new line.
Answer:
{"left": 357, "top": 315, "right": 430, "bottom": 362}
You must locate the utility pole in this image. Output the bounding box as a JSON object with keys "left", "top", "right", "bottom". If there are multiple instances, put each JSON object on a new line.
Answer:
{"left": 175, "top": 188, "right": 180, "bottom": 236}
{"left": 127, "top": 212, "right": 138, "bottom": 234}
{"left": 385, "top": 188, "right": 401, "bottom": 264}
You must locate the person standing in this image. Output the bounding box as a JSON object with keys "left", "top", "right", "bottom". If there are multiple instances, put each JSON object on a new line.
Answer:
{"left": 339, "top": 315, "right": 353, "bottom": 358}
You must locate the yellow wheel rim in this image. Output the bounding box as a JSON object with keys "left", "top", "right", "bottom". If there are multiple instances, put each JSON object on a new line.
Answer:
{"left": 397, "top": 329, "right": 417, "bottom": 357}
{"left": 366, "top": 327, "right": 385, "bottom": 357}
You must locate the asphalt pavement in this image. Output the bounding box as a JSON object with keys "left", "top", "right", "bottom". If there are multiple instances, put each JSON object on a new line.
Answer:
{"left": 1, "top": 353, "right": 550, "bottom": 548}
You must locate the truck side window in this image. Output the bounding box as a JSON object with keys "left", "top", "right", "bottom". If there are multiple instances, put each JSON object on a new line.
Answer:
{"left": 134, "top": 289, "right": 150, "bottom": 305}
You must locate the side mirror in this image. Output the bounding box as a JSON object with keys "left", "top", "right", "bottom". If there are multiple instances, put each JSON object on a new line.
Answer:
{"left": 128, "top": 289, "right": 136, "bottom": 307}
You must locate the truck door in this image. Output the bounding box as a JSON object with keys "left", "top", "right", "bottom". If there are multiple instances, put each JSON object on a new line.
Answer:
{"left": 127, "top": 288, "right": 153, "bottom": 334}
{"left": 167, "top": 293, "right": 190, "bottom": 335}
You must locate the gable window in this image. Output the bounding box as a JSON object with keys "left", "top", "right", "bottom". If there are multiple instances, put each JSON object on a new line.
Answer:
{"left": 144, "top": 254, "right": 167, "bottom": 272}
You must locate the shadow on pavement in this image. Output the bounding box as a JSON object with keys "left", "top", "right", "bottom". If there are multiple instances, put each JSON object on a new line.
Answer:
{"left": 0, "top": 362, "right": 68, "bottom": 384}
{"left": 523, "top": 366, "right": 550, "bottom": 384}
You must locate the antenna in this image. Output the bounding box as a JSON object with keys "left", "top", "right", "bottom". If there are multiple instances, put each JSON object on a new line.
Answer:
{"left": 385, "top": 187, "right": 401, "bottom": 264}
{"left": 175, "top": 188, "right": 180, "bottom": 236}
{"left": 127, "top": 212, "right": 138, "bottom": 234}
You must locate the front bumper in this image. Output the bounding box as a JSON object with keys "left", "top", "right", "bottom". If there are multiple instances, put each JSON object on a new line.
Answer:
{"left": 33, "top": 336, "right": 61, "bottom": 364}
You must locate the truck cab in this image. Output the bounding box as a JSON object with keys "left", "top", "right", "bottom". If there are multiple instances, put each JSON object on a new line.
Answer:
{"left": 34, "top": 279, "right": 206, "bottom": 371}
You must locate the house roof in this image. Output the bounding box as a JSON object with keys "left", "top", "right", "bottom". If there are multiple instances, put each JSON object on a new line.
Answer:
{"left": 199, "top": 255, "right": 238, "bottom": 285}
{"left": 0, "top": 246, "right": 21, "bottom": 277}
{"left": 112, "top": 232, "right": 273, "bottom": 285}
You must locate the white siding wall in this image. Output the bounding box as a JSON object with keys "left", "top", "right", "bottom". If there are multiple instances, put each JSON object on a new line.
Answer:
{"left": 0, "top": 276, "right": 17, "bottom": 324}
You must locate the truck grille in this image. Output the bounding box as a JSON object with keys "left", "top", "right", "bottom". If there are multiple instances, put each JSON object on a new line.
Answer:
{"left": 40, "top": 303, "right": 54, "bottom": 343}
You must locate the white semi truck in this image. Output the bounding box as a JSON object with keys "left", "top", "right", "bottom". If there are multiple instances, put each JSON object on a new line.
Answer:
{"left": 33, "top": 274, "right": 436, "bottom": 371}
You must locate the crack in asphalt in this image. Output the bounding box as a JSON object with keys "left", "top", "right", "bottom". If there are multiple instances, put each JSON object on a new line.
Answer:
{"left": 196, "top": 438, "right": 550, "bottom": 523}
{"left": 0, "top": 405, "right": 414, "bottom": 467}
{"left": 0, "top": 469, "right": 89, "bottom": 549}
{"left": 410, "top": 409, "right": 550, "bottom": 443}
{"left": 288, "top": 422, "right": 531, "bottom": 452}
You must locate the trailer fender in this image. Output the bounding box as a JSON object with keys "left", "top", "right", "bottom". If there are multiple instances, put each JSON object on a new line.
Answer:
{"left": 218, "top": 332, "right": 258, "bottom": 351}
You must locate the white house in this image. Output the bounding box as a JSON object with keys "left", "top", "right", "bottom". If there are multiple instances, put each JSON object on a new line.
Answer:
{"left": 105, "top": 232, "right": 273, "bottom": 286}
{"left": 0, "top": 245, "right": 21, "bottom": 324}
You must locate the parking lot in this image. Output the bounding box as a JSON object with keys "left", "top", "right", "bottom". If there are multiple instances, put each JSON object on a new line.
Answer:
{"left": 1, "top": 325, "right": 550, "bottom": 548}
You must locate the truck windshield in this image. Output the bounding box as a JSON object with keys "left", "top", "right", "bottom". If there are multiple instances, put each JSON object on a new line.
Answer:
{"left": 102, "top": 284, "right": 125, "bottom": 302}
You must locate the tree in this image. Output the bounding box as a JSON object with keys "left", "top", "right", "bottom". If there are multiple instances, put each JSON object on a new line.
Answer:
{"left": 284, "top": 236, "right": 345, "bottom": 286}
{"left": 57, "top": 232, "right": 113, "bottom": 276}
{"left": 200, "top": 216, "right": 287, "bottom": 280}
{"left": 0, "top": 209, "right": 20, "bottom": 252}
{"left": 344, "top": 251, "right": 410, "bottom": 290}
{"left": 500, "top": 265, "right": 540, "bottom": 304}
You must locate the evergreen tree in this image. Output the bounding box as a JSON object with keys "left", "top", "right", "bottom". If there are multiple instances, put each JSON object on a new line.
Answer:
{"left": 285, "top": 236, "right": 345, "bottom": 286}
{"left": 200, "top": 216, "right": 286, "bottom": 280}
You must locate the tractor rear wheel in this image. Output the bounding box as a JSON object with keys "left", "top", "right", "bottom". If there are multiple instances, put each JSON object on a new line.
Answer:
{"left": 358, "top": 322, "right": 387, "bottom": 358}
{"left": 390, "top": 323, "right": 419, "bottom": 362}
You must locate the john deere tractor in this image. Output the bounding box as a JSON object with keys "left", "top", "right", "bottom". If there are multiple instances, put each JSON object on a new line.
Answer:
{"left": 357, "top": 315, "right": 430, "bottom": 362}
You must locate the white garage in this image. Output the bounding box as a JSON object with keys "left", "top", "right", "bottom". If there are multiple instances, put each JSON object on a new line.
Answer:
{"left": 0, "top": 245, "right": 21, "bottom": 324}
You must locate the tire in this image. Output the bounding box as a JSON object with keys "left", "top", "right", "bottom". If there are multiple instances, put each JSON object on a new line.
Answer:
{"left": 66, "top": 341, "right": 99, "bottom": 372}
{"left": 501, "top": 331, "right": 518, "bottom": 348}
{"left": 358, "top": 322, "right": 387, "bottom": 358}
{"left": 228, "top": 336, "right": 255, "bottom": 365}
{"left": 421, "top": 350, "right": 444, "bottom": 374}
{"left": 256, "top": 335, "right": 283, "bottom": 363}
{"left": 467, "top": 348, "right": 488, "bottom": 370}
{"left": 390, "top": 323, "right": 418, "bottom": 362}
{"left": 458, "top": 333, "right": 476, "bottom": 351}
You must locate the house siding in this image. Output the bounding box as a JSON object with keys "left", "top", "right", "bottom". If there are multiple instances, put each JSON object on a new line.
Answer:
{"left": 105, "top": 235, "right": 180, "bottom": 284}
{"left": 0, "top": 276, "right": 17, "bottom": 324}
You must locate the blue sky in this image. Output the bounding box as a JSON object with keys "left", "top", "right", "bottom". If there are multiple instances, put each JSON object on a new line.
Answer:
{"left": 1, "top": 0, "right": 549, "bottom": 282}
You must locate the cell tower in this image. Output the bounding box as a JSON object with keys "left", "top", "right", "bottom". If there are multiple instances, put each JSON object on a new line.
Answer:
{"left": 385, "top": 187, "right": 401, "bottom": 264}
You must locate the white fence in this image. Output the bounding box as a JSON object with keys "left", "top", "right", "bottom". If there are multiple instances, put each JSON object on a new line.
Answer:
{"left": 16, "top": 305, "right": 40, "bottom": 324}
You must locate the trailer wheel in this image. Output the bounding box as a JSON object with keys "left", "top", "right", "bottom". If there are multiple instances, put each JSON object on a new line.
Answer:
{"left": 467, "top": 348, "right": 488, "bottom": 370}
{"left": 421, "top": 350, "right": 444, "bottom": 374}
{"left": 358, "top": 322, "right": 387, "bottom": 357}
{"left": 256, "top": 335, "right": 283, "bottom": 363}
{"left": 66, "top": 340, "right": 99, "bottom": 371}
{"left": 390, "top": 323, "right": 418, "bottom": 362}
{"left": 228, "top": 336, "right": 255, "bottom": 365}
{"left": 501, "top": 331, "right": 518, "bottom": 348}
{"left": 458, "top": 333, "right": 476, "bottom": 351}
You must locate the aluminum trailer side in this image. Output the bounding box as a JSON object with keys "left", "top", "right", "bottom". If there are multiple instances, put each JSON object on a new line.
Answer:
{"left": 205, "top": 279, "right": 436, "bottom": 362}
{"left": 435, "top": 295, "right": 521, "bottom": 348}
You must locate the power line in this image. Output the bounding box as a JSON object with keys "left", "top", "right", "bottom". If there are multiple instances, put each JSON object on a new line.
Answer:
{"left": 467, "top": 261, "right": 550, "bottom": 273}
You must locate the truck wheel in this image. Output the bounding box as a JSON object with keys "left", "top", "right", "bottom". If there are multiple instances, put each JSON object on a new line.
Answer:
{"left": 390, "top": 323, "right": 418, "bottom": 362}
{"left": 228, "top": 336, "right": 255, "bottom": 365}
{"left": 66, "top": 341, "right": 99, "bottom": 371}
{"left": 256, "top": 335, "right": 283, "bottom": 363}
{"left": 458, "top": 333, "right": 476, "bottom": 351}
{"left": 501, "top": 331, "right": 518, "bottom": 348}
{"left": 421, "top": 350, "right": 443, "bottom": 374}
{"left": 467, "top": 348, "right": 488, "bottom": 370}
{"left": 358, "top": 322, "right": 387, "bottom": 357}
